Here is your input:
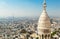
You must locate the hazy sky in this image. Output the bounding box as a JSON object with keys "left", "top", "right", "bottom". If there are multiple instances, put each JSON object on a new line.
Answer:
{"left": 0, "top": 0, "right": 60, "bottom": 17}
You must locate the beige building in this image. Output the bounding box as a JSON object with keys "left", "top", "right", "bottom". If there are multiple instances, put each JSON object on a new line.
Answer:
{"left": 37, "top": 0, "right": 51, "bottom": 39}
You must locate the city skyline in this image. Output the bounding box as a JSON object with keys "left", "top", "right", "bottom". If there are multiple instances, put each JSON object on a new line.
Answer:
{"left": 0, "top": 0, "right": 60, "bottom": 17}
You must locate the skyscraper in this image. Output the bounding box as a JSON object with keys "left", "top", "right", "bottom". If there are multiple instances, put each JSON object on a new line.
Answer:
{"left": 37, "top": 0, "right": 51, "bottom": 39}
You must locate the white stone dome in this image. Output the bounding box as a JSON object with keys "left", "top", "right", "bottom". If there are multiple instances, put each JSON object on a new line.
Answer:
{"left": 38, "top": 11, "right": 51, "bottom": 28}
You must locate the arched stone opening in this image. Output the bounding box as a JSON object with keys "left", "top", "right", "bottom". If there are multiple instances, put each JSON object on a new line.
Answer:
{"left": 48, "top": 34, "right": 50, "bottom": 39}
{"left": 45, "top": 35, "right": 47, "bottom": 39}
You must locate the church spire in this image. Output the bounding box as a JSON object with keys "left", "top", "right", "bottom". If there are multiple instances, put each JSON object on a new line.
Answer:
{"left": 43, "top": 0, "right": 47, "bottom": 12}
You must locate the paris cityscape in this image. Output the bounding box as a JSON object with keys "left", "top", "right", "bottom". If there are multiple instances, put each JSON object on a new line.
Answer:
{"left": 0, "top": 0, "right": 60, "bottom": 39}
{"left": 0, "top": 16, "right": 60, "bottom": 39}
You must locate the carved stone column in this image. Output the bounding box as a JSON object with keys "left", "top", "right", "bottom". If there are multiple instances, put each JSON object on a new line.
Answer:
{"left": 44, "top": 34, "right": 45, "bottom": 39}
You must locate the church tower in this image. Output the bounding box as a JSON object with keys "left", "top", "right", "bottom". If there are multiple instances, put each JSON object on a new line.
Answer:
{"left": 37, "top": 0, "right": 51, "bottom": 39}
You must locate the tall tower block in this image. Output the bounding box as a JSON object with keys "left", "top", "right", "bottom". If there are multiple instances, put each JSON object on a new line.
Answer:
{"left": 37, "top": 0, "right": 51, "bottom": 39}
